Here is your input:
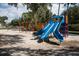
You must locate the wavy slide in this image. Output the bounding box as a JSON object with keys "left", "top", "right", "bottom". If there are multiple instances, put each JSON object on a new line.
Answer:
{"left": 39, "top": 21, "right": 64, "bottom": 42}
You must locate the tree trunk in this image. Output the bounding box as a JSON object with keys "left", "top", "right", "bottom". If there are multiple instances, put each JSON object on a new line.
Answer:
{"left": 58, "top": 3, "right": 60, "bottom": 15}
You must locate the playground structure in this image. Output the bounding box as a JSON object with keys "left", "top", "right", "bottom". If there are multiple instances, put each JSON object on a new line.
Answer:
{"left": 17, "top": 15, "right": 68, "bottom": 34}
{"left": 16, "top": 4, "right": 69, "bottom": 35}
{"left": 16, "top": 4, "right": 69, "bottom": 45}
{"left": 33, "top": 15, "right": 68, "bottom": 44}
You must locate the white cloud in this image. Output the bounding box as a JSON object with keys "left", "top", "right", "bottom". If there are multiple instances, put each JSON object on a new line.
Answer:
{"left": 0, "top": 3, "right": 27, "bottom": 22}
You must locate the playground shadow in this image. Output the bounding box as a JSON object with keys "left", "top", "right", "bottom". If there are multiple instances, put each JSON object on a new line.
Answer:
{"left": 31, "top": 36, "right": 60, "bottom": 45}
{"left": 0, "top": 34, "right": 24, "bottom": 46}
{"left": 0, "top": 46, "right": 79, "bottom": 56}
{"left": 45, "top": 41, "right": 60, "bottom": 45}
{"left": 0, "top": 47, "right": 53, "bottom": 56}
{"left": 44, "top": 36, "right": 60, "bottom": 45}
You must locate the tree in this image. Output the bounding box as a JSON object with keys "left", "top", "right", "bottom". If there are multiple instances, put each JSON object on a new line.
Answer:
{"left": 8, "top": 3, "right": 53, "bottom": 30}
{"left": 63, "top": 3, "right": 76, "bottom": 15}
{"left": 0, "top": 16, "right": 8, "bottom": 26}
{"left": 62, "top": 4, "right": 79, "bottom": 24}
{"left": 25, "top": 3, "right": 52, "bottom": 25}
{"left": 62, "top": 4, "right": 79, "bottom": 31}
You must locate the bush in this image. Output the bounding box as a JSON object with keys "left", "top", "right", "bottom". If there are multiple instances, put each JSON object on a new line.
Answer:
{"left": 69, "top": 24, "right": 79, "bottom": 31}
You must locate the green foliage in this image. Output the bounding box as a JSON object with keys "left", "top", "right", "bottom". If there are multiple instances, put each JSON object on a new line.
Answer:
{"left": 0, "top": 16, "right": 8, "bottom": 26}
{"left": 62, "top": 5, "right": 79, "bottom": 24}
{"left": 8, "top": 3, "right": 52, "bottom": 30}
{"left": 24, "top": 3, "right": 52, "bottom": 24}
{"left": 9, "top": 19, "right": 19, "bottom": 26}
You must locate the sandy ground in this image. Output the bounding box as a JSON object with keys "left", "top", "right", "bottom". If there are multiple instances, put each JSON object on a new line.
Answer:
{"left": 0, "top": 29, "right": 79, "bottom": 56}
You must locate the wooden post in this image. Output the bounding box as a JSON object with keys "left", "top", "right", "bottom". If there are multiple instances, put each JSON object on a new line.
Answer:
{"left": 65, "top": 15, "right": 68, "bottom": 37}
{"left": 22, "top": 21, "right": 24, "bottom": 31}
{"left": 18, "top": 19, "right": 21, "bottom": 32}
{"left": 26, "top": 18, "right": 28, "bottom": 31}
{"left": 22, "top": 15, "right": 25, "bottom": 31}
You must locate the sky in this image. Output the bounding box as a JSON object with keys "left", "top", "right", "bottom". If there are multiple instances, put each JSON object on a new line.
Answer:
{"left": 51, "top": 4, "right": 66, "bottom": 15}
{"left": 0, "top": 3, "right": 27, "bottom": 22}
{"left": 0, "top": 3, "right": 66, "bottom": 23}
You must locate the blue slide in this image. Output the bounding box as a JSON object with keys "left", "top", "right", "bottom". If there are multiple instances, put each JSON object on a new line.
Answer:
{"left": 39, "top": 21, "right": 59, "bottom": 40}
{"left": 33, "top": 20, "right": 54, "bottom": 36}
{"left": 38, "top": 15, "right": 64, "bottom": 43}
{"left": 39, "top": 21, "right": 64, "bottom": 42}
{"left": 53, "top": 30, "right": 64, "bottom": 42}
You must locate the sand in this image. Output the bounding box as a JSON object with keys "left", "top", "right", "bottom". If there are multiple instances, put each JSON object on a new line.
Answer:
{"left": 0, "top": 29, "right": 79, "bottom": 56}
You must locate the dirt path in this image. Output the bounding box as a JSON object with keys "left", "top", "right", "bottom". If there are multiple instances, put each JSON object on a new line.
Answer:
{"left": 0, "top": 29, "right": 79, "bottom": 56}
